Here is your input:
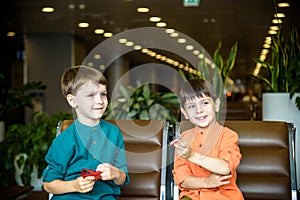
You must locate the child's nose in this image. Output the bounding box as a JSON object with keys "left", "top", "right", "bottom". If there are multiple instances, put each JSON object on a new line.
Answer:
{"left": 196, "top": 104, "right": 203, "bottom": 112}
{"left": 96, "top": 94, "right": 104, "bottom": 104}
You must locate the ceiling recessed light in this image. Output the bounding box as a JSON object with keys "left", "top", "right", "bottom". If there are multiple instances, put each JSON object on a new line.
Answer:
{"left": 265, "top": 36, "right": 272, "bottom": 42}
{"left": 278, "top": 3, "right": 290, "bottom": 7}
{"left": 198, "top": 54, "right": 204, "bottom": 59}
{"left": 274, "top": 13, "right": 285, "bottom": 18}
{"left": 78, "top": 22, "right": 89, "bottom": 28}
{"left": 118, "top": 38, "right": 127, "bottom": 43}
{"left": 133, "top": 45, "right": 142, "bottom": 50}
{"left": 149, "top": 17, "right": 161, "bottom": 22}
{"left": 173, "top": 61, "right": 179, "bottom": 67}
{"left": 165, "top": 29, "right": 175, "bottom": 34}
{"left": 268, "top": 30, "right": 277, "bottom": 35}
{"left": 125, "top": 41, "right": 134, "bottom": 46}
{"left": 259, "top": 54, "right": 266, "bottom": 60}
{"left": 149, "top": 52, "right": 156, "bottom": 57}
{"left": 264, "top": 39, "right": 272, "bottom": 45}
{"left": 261, "top": 49, "right": 269, "bottom": 54}
{"left": 253, "top": 63, "right": 261, "bottom": 76}
{"left": 263, "top": 43, "right": 271, "bottom": 49}
{"left": 170, "top": 32, "right": 179, "bottom": 37}
{"left": 156, "top": 22, "right": 167, "bottom": 27}
{"left": 137, "top": 7, "right": 149, "bottom": 13}
{"left": 103, "top": 32, "right": 113, "bottom": 37}
{"left": 272, "top": 19, "right": 283, "bottom": 24}
{"left": 99, "top": 65, "right": 105, "bottom": 70}
{"left": 94, "top": 29, "right": 104, "bottom": 34}
{"left": 41, "top": 7, "right": 55, "bottom": 13}
{"left": 146, "top": 50, "right": 153, "bottom": 55}
{"left": 93, "top": 54, "right": 101, "bottom": 60}
{"left": 177, "top": 38, "right": 186, "bottom": 43}
{"left": 193, "top": 50, "right": 200, "bottom": 55}
{"left": 141, "top": 48, "right": 149, "bottom": 53}
{"left": 270, "top": 26, "right": 279, "bottom": 31}
{"left": 160, "top": 56, "right": 166, "bottom": 61}
{"left": 185, "top": 45, "right": 194, "bottom": 50}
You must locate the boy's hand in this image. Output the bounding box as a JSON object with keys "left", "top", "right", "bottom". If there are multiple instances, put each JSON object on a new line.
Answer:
{"left": 170, "top": 136, "right": 181, "bottom": 146}
{"left": 174, "top": 140, "right": 193, "bottom": 159}
{"left": 96, "top": 163, "right": 119, "bottom": 181}
{"left": 75, "top": 176, "right": 96, "bottom": 193}
{"left": 96, "top": 163, "right": 126, "bottom": 185}
{"left": 204, "top": 174, "right": 232, "bottom": 188}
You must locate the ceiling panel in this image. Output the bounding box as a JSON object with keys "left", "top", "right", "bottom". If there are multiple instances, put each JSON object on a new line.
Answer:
{"left": 1, "top": 0, "right": 300, "bottom": 83}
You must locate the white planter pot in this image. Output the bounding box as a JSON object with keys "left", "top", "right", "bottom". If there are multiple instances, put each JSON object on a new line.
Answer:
{"left": 262, "top": 92, "right": 300, "bottom": 190}
{"left": 14, "top": 153, "right": 43, "bottom": 191}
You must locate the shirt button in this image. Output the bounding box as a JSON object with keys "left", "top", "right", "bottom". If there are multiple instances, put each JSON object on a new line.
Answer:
{"left": 93, "top": 128, "right": 96, "bottom": 131}
{"left": 199, "top": 144, "right": 202, "bottom": 147}
{"left": 93, "top": 156, "right": 96, "bottom": 159}
{"left": 93, "top": 140, "right": 96, "bottom": 144}
{"left": 200, "top": 132, "right": 203, "bottom": 135}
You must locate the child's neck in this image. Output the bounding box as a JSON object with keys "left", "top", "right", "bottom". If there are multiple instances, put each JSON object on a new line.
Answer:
{"left": 195, "top": 120, "right": 218, "bottom": 131}
{"left": 78, "top": 118, "right": 100, "bottom": 127}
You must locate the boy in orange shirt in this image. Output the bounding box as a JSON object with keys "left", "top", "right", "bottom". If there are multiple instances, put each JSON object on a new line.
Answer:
{"left": 172, "top": 79, "right": 244, "bottom": 200}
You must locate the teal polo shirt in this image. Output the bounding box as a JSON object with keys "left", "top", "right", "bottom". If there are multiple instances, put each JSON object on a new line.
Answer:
{"left": 43, "top": 119, "right": 129, "bottom": 199}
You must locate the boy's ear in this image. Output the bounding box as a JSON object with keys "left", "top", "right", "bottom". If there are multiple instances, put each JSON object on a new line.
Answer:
{"left": 67, "top": 94, "right": 77, "bottom": 108}
{"left": 214, "top": 98, "right": 221, "bottom": 112}
{"left": 181, "top": 107, "right": 189, "bottom": 120}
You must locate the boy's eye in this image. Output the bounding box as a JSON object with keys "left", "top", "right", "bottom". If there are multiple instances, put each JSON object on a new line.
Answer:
{"left": 187, "top": 104, "right": 195, "bottom": 109}
{"left": 101, "top": 93, "right": 107, "bottom": 97}
{"left": 87, "top": 93, "right": 95, "bottom": 97}
{"left": 202, "top": 101, "right": 209, "bottom": 105}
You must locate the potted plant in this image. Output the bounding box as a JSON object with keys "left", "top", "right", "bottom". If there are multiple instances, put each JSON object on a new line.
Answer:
{"left": 103, "top": 83, "right": 180, "bottom": 125}
{"left": 0, "top": 73, "right": 47, "bottom": 142}
{"left": 0, "top": 111, "right": 73, "bottom": 190}
{"left": 252, "top": 26, "right": 300, "bottom": 190}
{"left": 252, "top": 26, "right": 300, "bottom": 109}
{"left": 0, "top": 73, "right": 47, "bottom": 120}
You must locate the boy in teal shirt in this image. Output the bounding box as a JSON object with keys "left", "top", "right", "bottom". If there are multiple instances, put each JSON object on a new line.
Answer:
{"left": 43, "top": 66, "right": 129, "bottom": 199}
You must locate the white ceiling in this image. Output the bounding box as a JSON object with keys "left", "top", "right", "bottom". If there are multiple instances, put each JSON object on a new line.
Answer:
{"left": 1, "top": 0, "right": 300, "bottom": 82}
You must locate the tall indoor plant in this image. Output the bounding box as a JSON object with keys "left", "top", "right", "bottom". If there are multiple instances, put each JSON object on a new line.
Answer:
{"left": 252, "top": 26, "right": 300, "bottom": 109}
{"left": 0, "top": 74, "right": 46, "bottom": 120}
{"left": 253, "top": 26, "right": 300, "bottom": 190}
{"left": 103, "top": 83, "right": 180, "bottom": 125}
{"left": 0, "top": 73, "right": 46, "bottom": 141}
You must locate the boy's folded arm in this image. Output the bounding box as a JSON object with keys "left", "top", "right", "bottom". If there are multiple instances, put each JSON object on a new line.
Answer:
{"left": 43, "top": 176, "right": 95, "bottom": 194}
{"left": 188, "top": 152, "right": 230, "bottom": 175}
{"left": 44, "top": 179, "right": 78, "bottom": 194}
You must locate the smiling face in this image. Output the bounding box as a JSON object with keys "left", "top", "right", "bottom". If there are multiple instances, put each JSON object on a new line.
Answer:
{"left": 67, "top": 80, "right": 108, "bottom": 126}
{"left": 181, "top": 95, "right": 220, "bottom": 129}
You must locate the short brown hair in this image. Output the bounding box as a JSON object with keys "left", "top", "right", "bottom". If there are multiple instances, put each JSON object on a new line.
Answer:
{"left": 179, "top": 79, "right": 217, "bottom": 106}
{"left": 61, "top": 66, "right": 107, "bottom": 98}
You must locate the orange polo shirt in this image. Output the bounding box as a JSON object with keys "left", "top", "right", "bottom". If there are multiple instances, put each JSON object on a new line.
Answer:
{"left": 173, "top": 123, "right": 244, "bottom": 200}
